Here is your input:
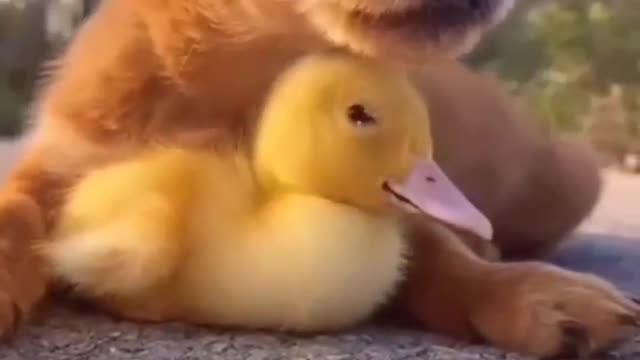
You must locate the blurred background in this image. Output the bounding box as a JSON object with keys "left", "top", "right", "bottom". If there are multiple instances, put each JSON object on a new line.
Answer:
{"left": 0, "top": 0, "right": 639, "bottom": 170}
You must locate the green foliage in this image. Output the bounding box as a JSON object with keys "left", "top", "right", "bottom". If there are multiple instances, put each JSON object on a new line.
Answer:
{"left": 0, "top": 0, "right": 86, "bottom": 137}
{"left": 0, "top": 75, "right": 26, "bottom": 136}
{"left": 468, "top": 0, "right": 640, "bottom": 158}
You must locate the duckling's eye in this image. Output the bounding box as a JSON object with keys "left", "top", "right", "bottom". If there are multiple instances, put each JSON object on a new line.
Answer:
{"left": 347, "top": 104, "right": 377, "bottom": 127}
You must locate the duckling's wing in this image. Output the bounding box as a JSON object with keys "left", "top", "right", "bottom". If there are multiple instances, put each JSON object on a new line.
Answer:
{"left": 43, "top": 148, "right": 204, "bottom": 296}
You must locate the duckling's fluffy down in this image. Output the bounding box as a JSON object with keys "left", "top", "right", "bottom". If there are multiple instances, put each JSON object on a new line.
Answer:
{"left": 41, "top": 149, "right": 254, "bottom": 297}
{"left": 180, "top": 191, "right": 408, "bottom": 331}
{"left": 41, "top": 148, "right": 409, "bottom": 332}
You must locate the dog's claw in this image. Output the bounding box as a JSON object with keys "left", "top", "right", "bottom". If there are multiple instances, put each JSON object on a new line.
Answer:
{"left": 617, "top": 312, "right": 640, "bottom": 328}
{"left": 556, "top": 320, "right": 592, "bottom": 360}
{"left": 0, "top": 300, "right": 21, "bottom": 344}
{"left": 624, "top": 292, "right": 640, "bottom": 305}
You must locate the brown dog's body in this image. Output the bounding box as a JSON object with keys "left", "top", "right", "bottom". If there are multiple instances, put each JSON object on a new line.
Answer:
{"left": 0, "top": 0, "right": 637, "bottom": 357}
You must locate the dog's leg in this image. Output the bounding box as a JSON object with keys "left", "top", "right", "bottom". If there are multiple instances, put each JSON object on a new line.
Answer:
{"left": 492, "top": 136, "right": 603, "bottom": 259}
{"left": 398, "top": 217, "right": 639, "bottom": 358}
{"left": 0, "top": 148, "right": 70, "bottom": 338}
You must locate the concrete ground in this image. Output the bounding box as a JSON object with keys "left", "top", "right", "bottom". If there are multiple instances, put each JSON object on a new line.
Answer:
{"left": 0, "top": 138, "right": 639, "bottom": 359}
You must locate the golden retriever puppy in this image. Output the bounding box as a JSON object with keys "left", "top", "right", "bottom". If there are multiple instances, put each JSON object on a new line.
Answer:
{"left": 0, "top": 0, "right": 636, "bottom": 357}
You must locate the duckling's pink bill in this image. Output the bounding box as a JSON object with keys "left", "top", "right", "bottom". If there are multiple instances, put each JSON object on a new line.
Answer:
{"left": 385, "top": 160, "right": 494, "bottom": 241}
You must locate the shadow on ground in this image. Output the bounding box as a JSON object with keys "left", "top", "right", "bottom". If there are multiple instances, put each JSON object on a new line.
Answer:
{"left": 550, "top": 233, "right": 640, "bottom": 297}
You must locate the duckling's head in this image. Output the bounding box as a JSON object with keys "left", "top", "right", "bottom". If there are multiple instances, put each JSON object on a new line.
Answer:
{"left": 254, "top": 53, "right": 492, "bottom": 240}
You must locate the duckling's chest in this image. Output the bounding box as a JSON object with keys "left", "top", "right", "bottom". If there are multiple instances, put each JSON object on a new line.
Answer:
{"left": 177, "top": 195, "right": 409, "bottom": 332}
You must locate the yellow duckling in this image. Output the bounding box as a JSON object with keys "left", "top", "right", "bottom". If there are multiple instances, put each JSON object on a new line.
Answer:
{"left": 41, "top": 53, "right": 492, "bottom": 332}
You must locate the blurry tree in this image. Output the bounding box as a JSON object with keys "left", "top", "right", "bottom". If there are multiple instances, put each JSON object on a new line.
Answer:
{"left": 0, "top": 0, "right": 95, "bottom": 136}
{"left": 0, "top": 0, "right": 48, "bottom": 135}
{"left": 468, "top": 0, "right": 640, "bottom": 160}
{"left": 466, "top": 0, "right": 549, "bottom": 82}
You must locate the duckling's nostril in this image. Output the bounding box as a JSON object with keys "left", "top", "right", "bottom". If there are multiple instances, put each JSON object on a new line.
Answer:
{"left": 425, "top": 176, "right": 436, "bottom": 183}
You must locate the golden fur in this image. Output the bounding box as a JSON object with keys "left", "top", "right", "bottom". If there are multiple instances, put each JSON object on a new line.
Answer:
{"left": 0, "top": 0, "right": 635, "bottom": 357}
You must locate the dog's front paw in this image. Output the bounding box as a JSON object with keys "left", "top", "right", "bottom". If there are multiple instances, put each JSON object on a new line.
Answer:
{"left": 0, "top": 194, "right": 50, "bottom": 340}
{"left": 471, "top": 263, "right": 640, "bottom": 358}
